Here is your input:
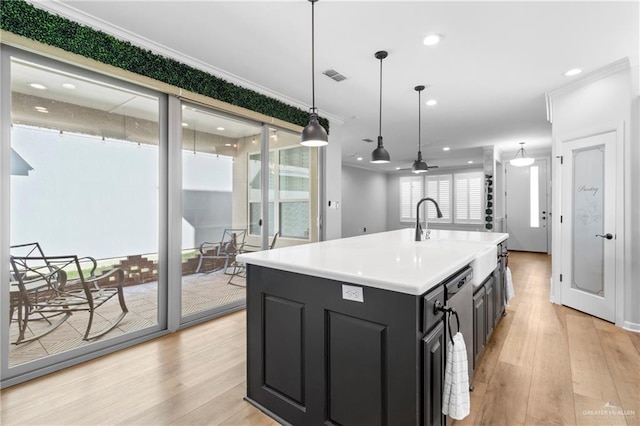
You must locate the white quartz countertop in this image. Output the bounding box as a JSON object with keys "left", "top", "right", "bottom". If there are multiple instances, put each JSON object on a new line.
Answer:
{"left": 237, "top": 228, "right": 508, "bottom": 295}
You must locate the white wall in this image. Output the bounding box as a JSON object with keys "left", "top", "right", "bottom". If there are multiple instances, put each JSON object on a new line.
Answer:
{"left": 548, "top": 58, "right": 639, "bottom": 330}
{"left": 341, "top": 165, "right": 387, "bottom": 238}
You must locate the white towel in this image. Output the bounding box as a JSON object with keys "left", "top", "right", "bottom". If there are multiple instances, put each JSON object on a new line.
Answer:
{"left": 505, "top": 266, "right": 515, "bottom": 304}
{"left": 442, "top": 332, "right": 470, "bottom": 420}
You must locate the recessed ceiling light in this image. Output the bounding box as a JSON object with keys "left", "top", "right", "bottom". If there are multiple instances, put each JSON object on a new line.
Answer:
{"left": 29, "top": 83, "right": 47, "bottom": 90}
{"left": 564, "top": 68, "right": 582, "bottom": 77}
{"left": 395, "top": 167, "right": 401, "bottom": 170}
{"left": 225, "top": 143, "right": 232, "bottom": 147}
{"left": 181, "top": 122, "right": 189, "bottom": 127}
{"left": 217, "top": 127, "right": 225, "bottom": 131}
{"left": 35, "top": 107, "right": 49, "bottom": 113}
{"left": 468, "top": 160, "right": 474, "bottom": 164}
{"left": 423, "top": 34, "right": 442, "bottom": 46}
{"left": 442, "top": 147, "right": 450, "bottom": 151}
{"left": 356, "top": 156, "right": 363, "bottom": 161}
{"left": 426, "top": 99, "right": 438, "bottom": 106}
{"left": 62, "top": 83, "right": 76, "bottom": 89}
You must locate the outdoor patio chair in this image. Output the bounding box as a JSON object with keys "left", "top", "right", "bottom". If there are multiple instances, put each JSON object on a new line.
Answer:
{"left": 195, "top": 228, "right": 247, "bottom": 274}
{"left": 227, "top": 232, "right": 278, "bottom": 286}
{"left": 9, "top": 243, "right": 99, "bottom": 330}
{"left": 9, "top": 254, "right": 128, "bottom": 344}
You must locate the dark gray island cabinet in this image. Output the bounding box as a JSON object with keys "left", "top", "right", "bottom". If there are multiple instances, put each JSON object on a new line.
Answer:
{"left": 246, "top": 264, "right": 451, "bottom": 426}
{"left": 238, "top": 228, "right": 509, "bottom": 426}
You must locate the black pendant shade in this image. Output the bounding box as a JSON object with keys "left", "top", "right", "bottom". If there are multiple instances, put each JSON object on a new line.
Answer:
{"left": 301, "top": 112, "right": 328, "bottom": 147}
{"left": 412, "top": 85, "right": 428, "bottom": 173}
{"left": 371, "top": 136, "right": 391, "bottom": 163}
{"left": 300, "top": 0, "right": 328, "bottom": 147}
{"left": 371, "top": 50, "right": 390, "bottom": 163}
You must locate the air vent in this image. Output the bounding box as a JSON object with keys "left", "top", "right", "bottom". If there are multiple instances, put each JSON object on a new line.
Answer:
{"left": 362, "top": 138, "right": 374, "bottom": 143}
{"left": 323, "top": 69, "right": 348, "bottom": 82}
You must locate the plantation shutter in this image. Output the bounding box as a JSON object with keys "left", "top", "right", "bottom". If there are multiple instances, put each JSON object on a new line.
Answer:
{"left": 425, "top": 174, "right": 452, "bottom": 223}
{"left": 454, "top": 172, "right": 483, "bottom": 223}
{"left": 400, "top": 176, "right": 423, "bottom": 221}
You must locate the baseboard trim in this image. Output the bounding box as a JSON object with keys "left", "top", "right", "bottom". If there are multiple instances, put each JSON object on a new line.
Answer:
{"left": 622, "top": 321, "right": 640, "bottom": 333}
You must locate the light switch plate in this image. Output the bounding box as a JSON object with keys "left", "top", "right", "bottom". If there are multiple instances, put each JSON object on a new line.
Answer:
{"left": 342, "top": 284, "right": 364, "bottom": 303}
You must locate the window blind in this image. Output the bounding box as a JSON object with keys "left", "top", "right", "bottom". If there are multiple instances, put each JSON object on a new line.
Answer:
{"left": 400, "top": 176, "right": 423, "bottom": 221}
{"left": 454, "top": 172, "right": 483, "bottom": 223}
{"left": 426, "top": 174, "right": 452, "bottom": 223}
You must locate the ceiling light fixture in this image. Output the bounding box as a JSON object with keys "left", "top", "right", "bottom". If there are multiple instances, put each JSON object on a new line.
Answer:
{"left": 442, "top": 147, "right": 450, "bottom": 151}
{"left": 371, "top": 50, "right": 391, "bottom": 163}
{"left": 62, "top": 83, "right": 76, "bottom": 89}
{"left": 300, "top": 0, "right": 328, "bottom": 147}
{"left": 217, "top": 127, "right": 225, "bottom": 131}
{"left": 423, "top": 34, "right": 442, "bottom": 46}
{"left": 564, "top": 68, "right": 582, "bottom": 77}
{"left": 356, "top": 156, "right": 363, "bottom": 161}
{"left": 412, "top": 85, "right": 429, "bottom": 174}
{"left": 426, "top": 99, "right": 438, "bottom": 106}
{"left": 29, "top": 83, "right": 46, "bottom": 90}
{"left": 510, "top": 142, "right": 535, "bottom": 167}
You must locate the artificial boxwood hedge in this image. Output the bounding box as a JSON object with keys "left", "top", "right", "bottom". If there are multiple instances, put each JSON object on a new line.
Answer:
{"left": 0, "top": 0, "right": 329, "bottom": 132}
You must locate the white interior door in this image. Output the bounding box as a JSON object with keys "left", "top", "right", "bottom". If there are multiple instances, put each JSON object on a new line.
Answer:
{"left": 505, "top": 160, "right": 548, "bottom": 252}
{"left": 561, "top": 132, "right": 616, "bottom": 322}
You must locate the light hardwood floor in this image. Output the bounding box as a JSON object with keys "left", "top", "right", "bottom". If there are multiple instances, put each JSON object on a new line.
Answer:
{"left": 1, "top": 252, "right": 638, "bottom": 425}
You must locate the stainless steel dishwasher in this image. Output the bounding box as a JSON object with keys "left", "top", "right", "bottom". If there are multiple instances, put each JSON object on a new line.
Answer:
{"left": 444, "top": 266, "right": 474, "bottom": 384}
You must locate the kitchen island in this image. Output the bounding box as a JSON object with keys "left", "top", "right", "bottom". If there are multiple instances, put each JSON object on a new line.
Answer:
{"left": 238, "top": 228, "right": 508, "bottom": 426}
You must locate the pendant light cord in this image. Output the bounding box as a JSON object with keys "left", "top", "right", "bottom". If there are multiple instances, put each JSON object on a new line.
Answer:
{"left": 418, "top": 89, "right": 421, "bottom": 152}
{"left": 378, "top": 56, "right": 383, "bottom": 137}
{"left": 311, "top": 0, "right": 316, "bottom": 112}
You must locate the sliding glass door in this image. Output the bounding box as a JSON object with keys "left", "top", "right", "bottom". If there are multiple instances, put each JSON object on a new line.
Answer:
{"left": 179, "top": 104, "right": 262, "bottom": 322}
{"left": 2, "top": 48, "right": 166, "bottom": 377}
{"left": 1, "top": 46, "right": 322, "bottom": 387}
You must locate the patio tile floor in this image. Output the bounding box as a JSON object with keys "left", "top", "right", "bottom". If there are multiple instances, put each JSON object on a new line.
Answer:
{"left": 8, "top": 271, "right": 245, "bottom": 367}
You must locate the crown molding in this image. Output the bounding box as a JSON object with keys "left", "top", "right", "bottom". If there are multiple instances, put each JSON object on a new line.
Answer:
{"left": 546, "top": 57, "right": 631, "bottom": 100}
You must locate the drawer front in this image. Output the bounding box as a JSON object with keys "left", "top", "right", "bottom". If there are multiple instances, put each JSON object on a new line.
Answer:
{"left": 422, "top": 285, "right": 445, "bottom": 332}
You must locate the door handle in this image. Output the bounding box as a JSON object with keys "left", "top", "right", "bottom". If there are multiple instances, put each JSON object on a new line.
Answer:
{"left": 595, "top": 233, "right": 613, "bottom": 240}
{"left": 258, "top": 219, "right": 263, "bottom": 226}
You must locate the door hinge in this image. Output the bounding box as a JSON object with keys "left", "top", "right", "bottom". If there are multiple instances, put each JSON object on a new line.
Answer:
{"left": 556, "top": 155, "right": 563, "bottom": 164}
{"left": 560, "top": 274, "right": 563, "bottom": 282}
{"left": 560, "top": 215, "right": 563, "bottom": 223}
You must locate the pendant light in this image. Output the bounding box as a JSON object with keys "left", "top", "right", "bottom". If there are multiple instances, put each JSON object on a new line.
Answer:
{"left": 371, "top": 50, "right": 390, "bottom": 163}
{"left": 412, "top": 85, "right": 429, "bottom": 173}
{"left": 300, "top": 0, "right": 328, "bottom": 147}
{"left": 510, "top": 142, "right": 535, "bottom": 166}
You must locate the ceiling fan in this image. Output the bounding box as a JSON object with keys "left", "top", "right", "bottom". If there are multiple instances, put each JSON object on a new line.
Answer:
{"left": 396, "top": 85, "right": 439, "bottom": 173}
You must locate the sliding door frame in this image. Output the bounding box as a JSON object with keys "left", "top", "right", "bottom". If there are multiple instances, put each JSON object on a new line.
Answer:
{"left": 0, "top": 46, "right": 170, "bottom": 388}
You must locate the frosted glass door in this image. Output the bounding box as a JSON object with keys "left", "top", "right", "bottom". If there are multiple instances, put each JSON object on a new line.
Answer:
{"left": 571, "top": 146, "right": 604, "bottom": 296}
{"left": 561, "top": 131, "right": 617, "bottom": 322}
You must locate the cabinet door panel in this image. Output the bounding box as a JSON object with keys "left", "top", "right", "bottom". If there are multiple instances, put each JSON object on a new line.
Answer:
{"left": 423, "top": 321, "right": 446, "bottom": 426}
{"left": 473, "top": 287, "right": 486, "bottom": 368}
{"left": 264, "top": 296, "right": 305, "bottom": 405}
{"left": 485, "top": 279, "right": 495, "bottom": 340}
{"left": 327, "top": 312, "right": 387, "bottom": 426}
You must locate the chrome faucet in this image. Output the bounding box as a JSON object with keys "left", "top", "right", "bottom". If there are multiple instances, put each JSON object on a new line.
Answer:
{"left": 415, "top": 197, "right": 443, "bottom": 241}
